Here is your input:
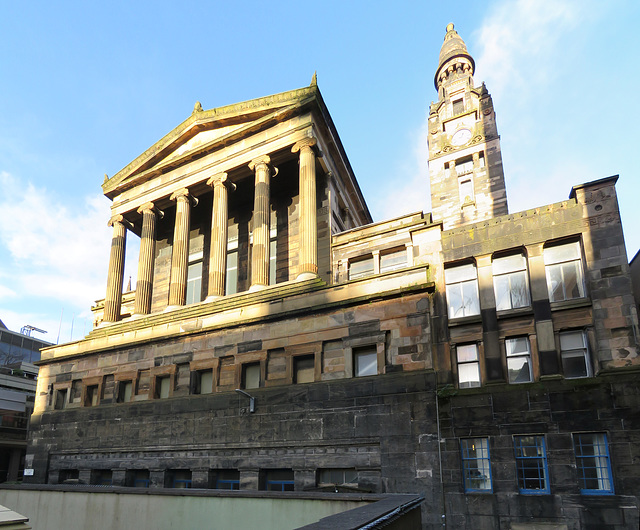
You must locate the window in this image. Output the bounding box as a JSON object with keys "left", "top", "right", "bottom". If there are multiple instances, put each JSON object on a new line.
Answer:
{"left": 91, "top": 470, "right": 112, "bottom": 486}
{"left": 456, "top": 344, "right": 480, "bottom": 388}
{"left": 455, "top": 156, "right": 473, "bottom": 176}
{"left": 85, "top": 385, "right": 99, "bottom": 407}
{"left": 213, "top": 469, "right": 240, "bottom": 490}
{"left": 186, "top": 250, "right": 203, "bottom": 305}
{"left": 452, "top": 98, "right": 464, "bottom": 115}
{"left": 505, "top": 337, "right": 533, "bottom": 383}
{"left": 116, "top": 380, "right": 133, "bottom": 403}
{"left": 559, "top": 331, "right": 591, "bottom": 378}
{"left": 445, "top": 264, "right": 480, "bottom": 319}
{"left": 294, "top": 356, "right": 315, "bottom": 384}
{"left": 242, "top": 363, "right": 261, "bottom": 390}
{"left": 349, "top": 256, "right": 374, "bottom": 280}
{"left": 126, "top": 469, "right": 150, "bottom": 488}
{"left": 269, "top": 210, "right": 277, "bottom": 286}
{"left": 514, "top": 435, "right": 549, "bottom": 494}
{"left": 317, "top": 468, "right": 358, "bottom": 489}
{"left": 573, "top": 433, "right": 614, "bottom": 494}
{"left": 493, "top": 254, "right": 530, "bottom": 311}
{"left": 166, "top": 469, "right": 192, "bottom": 489}
{"left": 155, "top": 376, "right": 171, "bottom": 399}
{"left": 353, "top": 346, "right": 377, "bottom": 377}
{"left": 380, "top": 248, "right": 407, "bottom": 273}
{"left": 193, "top": 369, "right": 213, "bottom": 394}
{"left": 461, "top": 438, "right": 492, "bottom": 492}
{"left": 226, "top": 224, "right": 239, "bottom": 295}
{"left": 58, "top": 469, "right": 79, "bottom": 484}
{"left": 263, "top": 469, "right": 294, "bottom": 491}
{"left": 544, "top": 242, "right": 585, "bottom": 302}
{"left": 459, "top": 177, "right": 474, "bottom": 204}
{"left": 54, "top": 388, "right": 67, "bottom": 410}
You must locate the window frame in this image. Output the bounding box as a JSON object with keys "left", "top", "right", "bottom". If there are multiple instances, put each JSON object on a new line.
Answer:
{"left": 573, "top": 432, "right": 614, "bottom": 495}
{"left": 559, "top": 330, "right": 592, "bottom": 379}
{"left": 493, "top": 253, "right": 531, "bottom": 311}
{"left": 514, "top": 435, "right": 550, "bottom": 494}
{"left": 460, "top": 438, "right": 492, "bottom": 493}
{"left": 242, "top": 362, "right": 261, "bottom": 390}
{"left": 456, "top": 343, "right": 481, "bottom": 389}
{"left": 186, "top": 250, "right": 204, "bottom": 305}
{"left": 544, "top": 241, "right": 586, "bottom": 303}
{"left": 348, "top": 255, "right": 375, "bottom": 280}
{"left": 445, "top": 263, "right": 480, "bottom": 319}
{"left": 379, "top": 247, "right": 407, "bottom": 274}
{"left": 353, "top": 346, "right": 378, "bottom": 378}
{"left": 505, "top": 337, "right": 533, "bottom": 384}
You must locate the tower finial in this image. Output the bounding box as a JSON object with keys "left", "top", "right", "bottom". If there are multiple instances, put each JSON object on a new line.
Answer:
{"left": 310, "top": 71, "right": 317, "bottom": 86}
{"left": 446, "top": 22, "right": 454, "bottom": 32}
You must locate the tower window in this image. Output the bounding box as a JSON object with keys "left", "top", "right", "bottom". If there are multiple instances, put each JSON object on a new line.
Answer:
{"left": 452, "top": 98, "right": 464, "bottom": 115}
{"left": 459, "top": 178, "right": 474, "bottom": 204}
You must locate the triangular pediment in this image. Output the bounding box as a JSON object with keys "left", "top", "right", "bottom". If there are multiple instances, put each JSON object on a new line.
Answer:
{"left": 103, "top": 84, "right": 319, "bottom": 199}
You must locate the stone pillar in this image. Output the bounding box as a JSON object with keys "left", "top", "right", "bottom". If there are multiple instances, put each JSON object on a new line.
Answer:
{"left": 372, "top": 250, "right": 381, "bottom": 275}
{"left": 249, "top": 156, "right": 272, "bottom": 290}
{"left": 476, "top": 254, "right": 503, "bottom": 382}
{"left": 292, "top": 138, "right": 318, "bottom": 280}
{"left": 206, "top": 173, "right": 235, "bottom": 299}
{"left": 405, "top": 243, "right": 414, "bottom": 267}
{"left": 134, "top": 202, "right": 162, "bottom": 315}
{"left": 168, "top": 188, "right": 197, "bottom": 307}
{"left": 104, "top": 215, "right": 127, "bottom": 323}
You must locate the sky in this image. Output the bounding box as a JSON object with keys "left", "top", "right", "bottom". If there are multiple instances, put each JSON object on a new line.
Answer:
{"left": 0, "top": 0, "right": 638, "bottom": 344}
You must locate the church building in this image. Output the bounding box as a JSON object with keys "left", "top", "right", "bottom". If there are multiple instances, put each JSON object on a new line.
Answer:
{"left": 24, "top": 24, "right": 640, "bottom": 529}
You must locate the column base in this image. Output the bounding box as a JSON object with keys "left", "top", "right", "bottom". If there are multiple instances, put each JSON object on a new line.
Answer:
{"left": 130, "top": 313, "right": 150, "bottom": 320}
{"left": 204, "top": 295, "right": 223, "bottom": 303}
{"left": 163, "top": 305, "right": 183, "bottom": 313}
{"left": 296, "top": 272, "right": 318, "bottom": 281}
{"left": 249, "top": 284, "right": 267, "bottom": 292}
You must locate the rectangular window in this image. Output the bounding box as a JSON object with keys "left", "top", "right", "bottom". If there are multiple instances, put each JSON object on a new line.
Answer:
{"left": 263, "top": 469, "right": 294, "bottom": 492}
{"left": 91, "top": 469, "right": 113, "bottom": 486}
{"left": 155, "top": 376, "right": 171, "bottom": 399}
{"left": 186, "top": 251, "right": 204, "bottom": 305}
{"left": 560, "top": 331, "right": 591, "bottom": 378}
{"left": 348, "top": 256, "right": 374, "bottom": 280}
{"left": 452, "top": 98, "right": 464, "bottom": 115}
{"left": 59, "top": 469, "right": 79, "bottom": 483}
{"left": 514, "top": 435, "right": 549, "bottom": 494}
{"left": 117, "top": 381, "right": 133, "bottom": 403}
{"left": 167, "top": 469, "right": 192, "bottom": 489}
{"left": 193, "top": 369, "right": 213, "bottom": 395}
{"left": 294, "top": 356, "right": 315, "bottom": 384}
{"left": 461, "top": 438, "right": 492, "bottom": 492}
{"left": 380, "top": 248, "right": 407, "bottom": 273}
{"left": 226, "top": 224, "right": 239, "bottom": 295}
{"left": 493, "top": 254, "right": 531, "bottom": 311}
{"left": 505, "top": 337, "right": 533, "bottom": 383}
{"left": 126, "top": 469, "right": 150, "bottom": 488}
{"left": 544, "top": 242, "right": 585, "bottom": 302}
{"left": 445, "top": 264, "right": 480, "bottom": 319}
{"left": 54, "top": 388, "right": 67, "bottom": 410}
{"left": 459, "top": 177, "right": 474, "bottom": 204}
{"left": 317, "top": 468, "right": 358, "bottom": 488}
{"left": 85, "top": 385, "right": 99, "bottom": 407}
{"left": 455, "top": 156, "right": 474, "bottom": 176}
{"left": 242, "top": 363, "right": 261, "bottom": 390}
{"left": 353, "top": 346, "right": 377, "bottom": 377}
{"left": 214, "top": 469, "right": 240, "bottom": 490}
{"left": 269, "top": 210, "right": 277, "bottom": 286}
{"left": 573, "top": 433, "right": 614, "bottom": 494}
{"left": 457, "top": 344, "right": 480, "bottom": 388}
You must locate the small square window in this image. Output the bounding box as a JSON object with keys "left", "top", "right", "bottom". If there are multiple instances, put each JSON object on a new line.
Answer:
{"left": 91, "top": 469, "right": 112, "bottom": 486}
{"left": 193, "top": 369, "right": 213, "bottom": 395}
{"left": 505, "top": 337, "right": 532, "bottom": 383}
{"left": 126, "top": 469, "right": 150, "bottom": 488}
{"left": 514, "top": 435, "right": 549, "bottom": 494}
{"left": 262, "top": 469, "right": 294, "bottom": 491}
{"left": 452, "top": 98, "right": 464, "bottom": 114}
{"left": 559, "top": 331, "right": 591, "bottom": 378}
{"left": 461, "top": 438, "right": 492, "bottom": 492}
{"left": 573, "top": 433, "right": 614, "bottom": 494}
{"left": 166, "top": 469, "right": 192, "bottom": 489}
{"left": 242, "top": 363, "right": 261, "bottom": 390}
{"left": 353, "top": 347, "right": 377, "bottom": 377}
{"left": 457, "top": 344, "right": 480, "bottom": 388}
{"left": 294, "top": 356, "right": 315, "bottom": 384}
{"left": 213, "top": 469, "right": 240, "bottom": 490}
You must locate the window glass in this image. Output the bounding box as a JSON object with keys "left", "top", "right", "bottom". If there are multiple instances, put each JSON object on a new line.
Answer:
{"left": 117, "top": 381, "right": 132, "bottom": 403}
{"left": 243, "top": 363, "right": 260, "bottom": 390}
{"left": 459, "top": 178, "right": 474, "bottom": 203}
{"left": 318, "top": 468, "right": 358, "bottom": 487}
{"left": 294, "top": 356, "right": 315, "bottom": 384}
{"left": 559, "top": 331, "right": 591, "bottom": 378}
{"left": 380, "top": 249, "right": 407, "bottom": 273}
{"left": 349, "top": 256, "right": 374, "bottom": 280}
{"left": 493, "top": 254, "right": 530, "bottom": 311}
{"left": 186, "top": 252, "right": 203, "bottom": 305}
{"left": 544, "top": 242, "right": 585, "bottom": 302}
{"left": 354, "top": 347, "right": 377, "bottom": 377}
{"left": 452, "top": 98, "right": 464, "bottom": 114}
{"left": 168, "top": 469, "right": 192, "bottom": 489}
{"left": 461, "top": 438, "right": 492, "bottom": 492}
{"left": 573, "top": 433, "right": 614, "bottom": 494}
{"left": 126, "top": 469, "right": 150, "bottom": 488}
{"left": 263, "top": 469, "right": 294, "bottom": 491}
{"left": 226, "top": 224, "right": 239, "bottom": 295}
{"left": 514, "top": 435, "right": 549, "bottom": 494}
{"left": 54, "top": 389, "right": 67, "bottom": 410}
{"left": 86, "top": 385, "right": 99, "bottom": 407}
{"left": 215, "top": 469, "right": 240, "bottom": 490}
{"left": 157, "top": 376, "right": 170, "bottom": 399}
{"left": 457, "top": 344, "right": 480, "bottom": 388}
{"left": 505, "top": 337, "right": 533, "bottom": 383}
{"left": 445, "top": 264, "right": 480, "bottom": 319}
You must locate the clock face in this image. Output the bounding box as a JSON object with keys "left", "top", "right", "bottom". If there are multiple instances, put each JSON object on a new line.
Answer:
{"left": 451, "top": 128, "right": 472, "bottom": 146}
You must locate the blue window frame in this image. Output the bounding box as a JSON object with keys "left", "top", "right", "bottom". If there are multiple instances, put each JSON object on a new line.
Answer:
{"left": 573, "top": 433, "right": 614, "bottom": 495}
{"left": 217, "top": 479, "right": 240, "bottom": 490}
{"left": 461, "top": 438, "right": 492, "bottom": 492}
{"left": 514, "top": 435, "right": 549, "bottom": 494}
{"left": 267, "top": 480, "right": 294, "bottom": 491}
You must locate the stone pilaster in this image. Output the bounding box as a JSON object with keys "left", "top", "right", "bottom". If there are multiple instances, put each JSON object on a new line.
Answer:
{"left": 292, "top": 138, "right": 318, "bottom": 280}
{"left": 249, "top": 156, "right": 272, "bottom": 290}
{"left": 206, "top": 172, "right": 235, "bottom": 299}
{"left": 104, "top": 215, "right": 127, "bottom": 323}
{"left": 168, "top": 188, "right": 196, "bottom": 307}
{"left": 134, "top": 202, "right": 162, "bottom": 315}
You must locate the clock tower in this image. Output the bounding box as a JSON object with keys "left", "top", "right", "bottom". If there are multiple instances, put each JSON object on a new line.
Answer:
{"left": 428, "top": 23, "right": 508, "bottom": 229}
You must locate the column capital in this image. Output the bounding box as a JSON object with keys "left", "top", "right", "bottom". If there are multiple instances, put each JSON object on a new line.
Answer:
{"left": 136, "top": 202, "right": 164, "bottom": 218}
{"left": 107, "top": 214, "right": 124, "bottom": 227}
{"left": 291, "top": 137, "right": 317, "bottom": 154}
{"left": 170, "top": 188, "right": 198, "bottom": 207}
{"left": 206, "top": 172, "right": 236, "bottom": 191}
{"left": 248, "top": 155, "right": 271, "bottom": 172}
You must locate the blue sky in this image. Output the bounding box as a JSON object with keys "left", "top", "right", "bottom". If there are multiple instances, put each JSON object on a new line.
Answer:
{"left": 0, "top": 0, "right": 638, "bottom": 344}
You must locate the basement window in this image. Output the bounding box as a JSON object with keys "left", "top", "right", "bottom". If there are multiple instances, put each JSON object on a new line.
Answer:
{"left": 126, "top": 469, "right": 150, "bottom": 488}
{"left": 91, "top": 469, "right": 113, "bottom": 486}
{"left": 294, "top": 355, "right": 315, "bottom": 384}
{"left": 213, "top": 469, "right": 240, "bottom": 490}
{"left": 262, "top": 469, "right": 294, "bottom": 492}
{"left": 166, "top": 469, "right": 192, "bottom": 489}
{"left": 353, "top": 346, "right": 377, "bottom": 377}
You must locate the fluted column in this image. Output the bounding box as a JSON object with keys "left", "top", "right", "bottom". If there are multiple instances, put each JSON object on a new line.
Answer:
{"left": 168, "top": 188, "right": 196, "bottom": 307}
{"left": 104, "top": 215, "right": 127, "bottom": 323}
{"left": 134, "top": 202, "right": 162, "bottom": 315}
{"left": 206, "top": 172, "right": 235, "bottom": 299}
{"left": 292, "top": 137, "right": 318, "bottom": 280}
{"left": 249, "top": 156, "right": 272, "bottom": 290}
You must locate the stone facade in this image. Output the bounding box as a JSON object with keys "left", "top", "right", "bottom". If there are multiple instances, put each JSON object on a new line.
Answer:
{"left": 24, "top": 25, "right": 640, "bottom": 530}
